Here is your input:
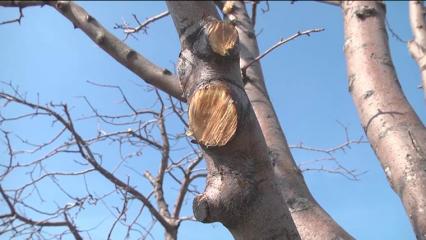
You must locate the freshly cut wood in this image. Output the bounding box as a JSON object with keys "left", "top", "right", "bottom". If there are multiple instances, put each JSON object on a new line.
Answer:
{"left": 189, "top": 82, "right": 237, "bottom": 147}
{"left": 222, "top": 1, "right": 234, "bottom": 14}
{"left": 207, "top": 20, "right": 238, "bottom": 56}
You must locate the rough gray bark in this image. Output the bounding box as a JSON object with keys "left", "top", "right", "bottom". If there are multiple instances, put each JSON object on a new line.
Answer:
{"left": 408, "top": 0, "right": 426, "bottom": 96}
{"left": 166, "top": 1, "right": 300, "bottom": 239}
{"left": 342, "top": 2, "right": 426, "bottom": 239}
{"left": 219, "top": 2, "right": 354, "bottom": 239}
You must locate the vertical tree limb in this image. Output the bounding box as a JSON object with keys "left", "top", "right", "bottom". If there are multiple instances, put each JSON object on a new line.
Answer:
{"left": 219, "top": 1, "right": 354, "bottom": 239}
{"left": 342, "top": 2, "right": 426, "bottom": 239}
{"left": 167, "top": 1, "right": 300, "bottom": 239}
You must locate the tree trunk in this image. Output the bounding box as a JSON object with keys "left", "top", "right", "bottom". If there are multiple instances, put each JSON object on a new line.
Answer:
{"left": 166, "top": 2, "right": 300, "bottom": 239}
{"left": 165, "top": 227, "right": 177, "bottom": 240}
{"left": 219, "top": 1, "right": 354, "bottom": 239}
{"left": 342, "top": 2, "right": 426, "bottom": 239}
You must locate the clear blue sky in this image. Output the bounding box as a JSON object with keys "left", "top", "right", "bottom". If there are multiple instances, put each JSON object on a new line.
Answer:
{"left": 0, "top": 1, "right": 424, "bottom": 239}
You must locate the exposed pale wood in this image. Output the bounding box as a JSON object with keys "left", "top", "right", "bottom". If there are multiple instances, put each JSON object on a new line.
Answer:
{"left": 207, "top": 20, "right": 239, "bottom": 56}
{"left": 189, "top": 82, "right": 237, "bottom": 147}
{"left": 222, "top": 1, "right": 235, "bottom": 14}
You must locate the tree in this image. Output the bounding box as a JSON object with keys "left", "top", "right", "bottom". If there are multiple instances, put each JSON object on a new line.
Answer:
{"left": 0, "top": 1, "right": 424, "bottom": 239}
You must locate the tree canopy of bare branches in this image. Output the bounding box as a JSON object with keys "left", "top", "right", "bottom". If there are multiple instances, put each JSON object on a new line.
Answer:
{"left": 1, "top": 1, "right": 425, "bottom": 240}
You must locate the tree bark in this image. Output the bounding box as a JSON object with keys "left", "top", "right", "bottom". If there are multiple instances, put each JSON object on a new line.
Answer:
{"left": 165, "top": 227, "right": 177, "bottom": 240}
{"left": 218, "top": 2, "right": 354, "bottom": 239}
{"left": 342, "top": 2, "right": 426, "bottom": 239}
{"left": 408, "top": 0, "right": 426, "bottom": 96}
{"left": 166, "top": 2, "right": 300, "bottom": 239}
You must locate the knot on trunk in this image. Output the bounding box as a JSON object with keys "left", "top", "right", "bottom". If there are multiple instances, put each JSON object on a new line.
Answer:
{"left": 192, "top": 155, "right": 257, "bottom": 225}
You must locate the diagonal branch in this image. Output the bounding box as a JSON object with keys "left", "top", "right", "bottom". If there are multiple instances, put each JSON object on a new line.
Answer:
{"left": 0, "top": 185, "right": 67, "bottom": 227}
{"left": 114, "top": 11, "right": 170, "bottom": 41}
{"left": 241, "top": 28, "right": 324, "bottom": 81}
{"left": 0, "top": 1, "right": 184, "bottom": 101}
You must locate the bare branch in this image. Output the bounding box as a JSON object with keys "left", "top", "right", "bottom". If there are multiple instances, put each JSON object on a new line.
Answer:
{"left": 0, "top": 1, "right": 184, "bottom": 101}
{"left": 241, "top": 28, "right": 324, "bottom": 80}
{"left": 0, "top": 91, "right": 171, "bottom": 229}
{"left": 64, "top": 212, "right": 83, "bottom": 240}
{"left": 290, "top": 123, "right": 368, "bottom": 180}
{"left": 385, "top": 17, "right": 408, "bottom": 44}
{"left": 114, "top": 11, "right": 170, "bottom": 41}
{"left": 0, "top": 6, "right": 23, "bottom": 25}
{"left": 0, "top": 185, "right": 68, "bottom": 227}
{"left": 173, "top": 154, "right": 203, "bottom": 218}
{"left": 152, "top": 89, "right": 172, "bottom": 219}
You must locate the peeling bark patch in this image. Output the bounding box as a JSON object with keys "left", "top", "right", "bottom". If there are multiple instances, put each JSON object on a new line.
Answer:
{"left": 286, "top": 197, "right": 310, "bottom": 213}
{"left": 189, "top": 83, "right": 238, "bottom": 147}
{"left": 354, "top": 5, "right": 377, "bottom": 20}
{"left": 268, "top": 149, "right": 279, "bottom": 167}
{"left": 363, "top": 90, "right": 374, "bottom": 99}
{"left": 370, "top": 52, "right": 393, "bottom": 68}
{"left": 348, "top": 74, "right": 356, "bottom": 92}
{"left": 384, "top": 166, "right": 392, "bottom": 179}
{"left": 206, "top": 21, "right": 238, "bottom": 56}
{"left": 404, "top": 159, "right": 417, "bottom": 183}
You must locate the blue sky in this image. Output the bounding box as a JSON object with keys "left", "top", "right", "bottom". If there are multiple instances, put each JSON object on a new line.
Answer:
{"left": 0, "top": 1, "right": 425, "bottom": 239}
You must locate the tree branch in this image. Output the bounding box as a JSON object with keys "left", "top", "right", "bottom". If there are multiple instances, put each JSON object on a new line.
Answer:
{"left": 0, "top": 185, "right": 68, "bottom": 227}
{"left": 0, "top": 6, "right": 24, "bottom": 25}
{"left": 241, "top": 28, "right": 324, "bottom": 81}
{"left": 0, "top": 91, "right": 172, "bottom": 229}
{"left": 114, "top": 11, "right": 170, "bottom": 41}
{"left": 219, "top": 1, "right": 354, "bottom": 239}
{"left": 0, "top": 1, "right": 184, "bottom": 101}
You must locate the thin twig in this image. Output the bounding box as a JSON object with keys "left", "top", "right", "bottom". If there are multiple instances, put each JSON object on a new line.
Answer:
{"left": 385, "top": 17, "right": 408, "bottom": 43}
{"left": 0, "top": 7, "right": 24, "bottom": 25}
{"left": 241, "top": 28, "right": 324, "bottom": 80}
{"left": 114, "top": 11, "right": 169, "bottom": 41}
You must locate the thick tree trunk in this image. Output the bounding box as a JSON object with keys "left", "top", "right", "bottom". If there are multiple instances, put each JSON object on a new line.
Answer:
{"left": 408, "top": 0, "right": 426, "bottom": 96}
{"left": 342, "top": 2, "right": 426, "bottom": 239}
{"left": 219, "top": 2, "right": 354, "bottom": 240}
{"left": 166, "top": 2, "right": 300, "bottom": 239}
